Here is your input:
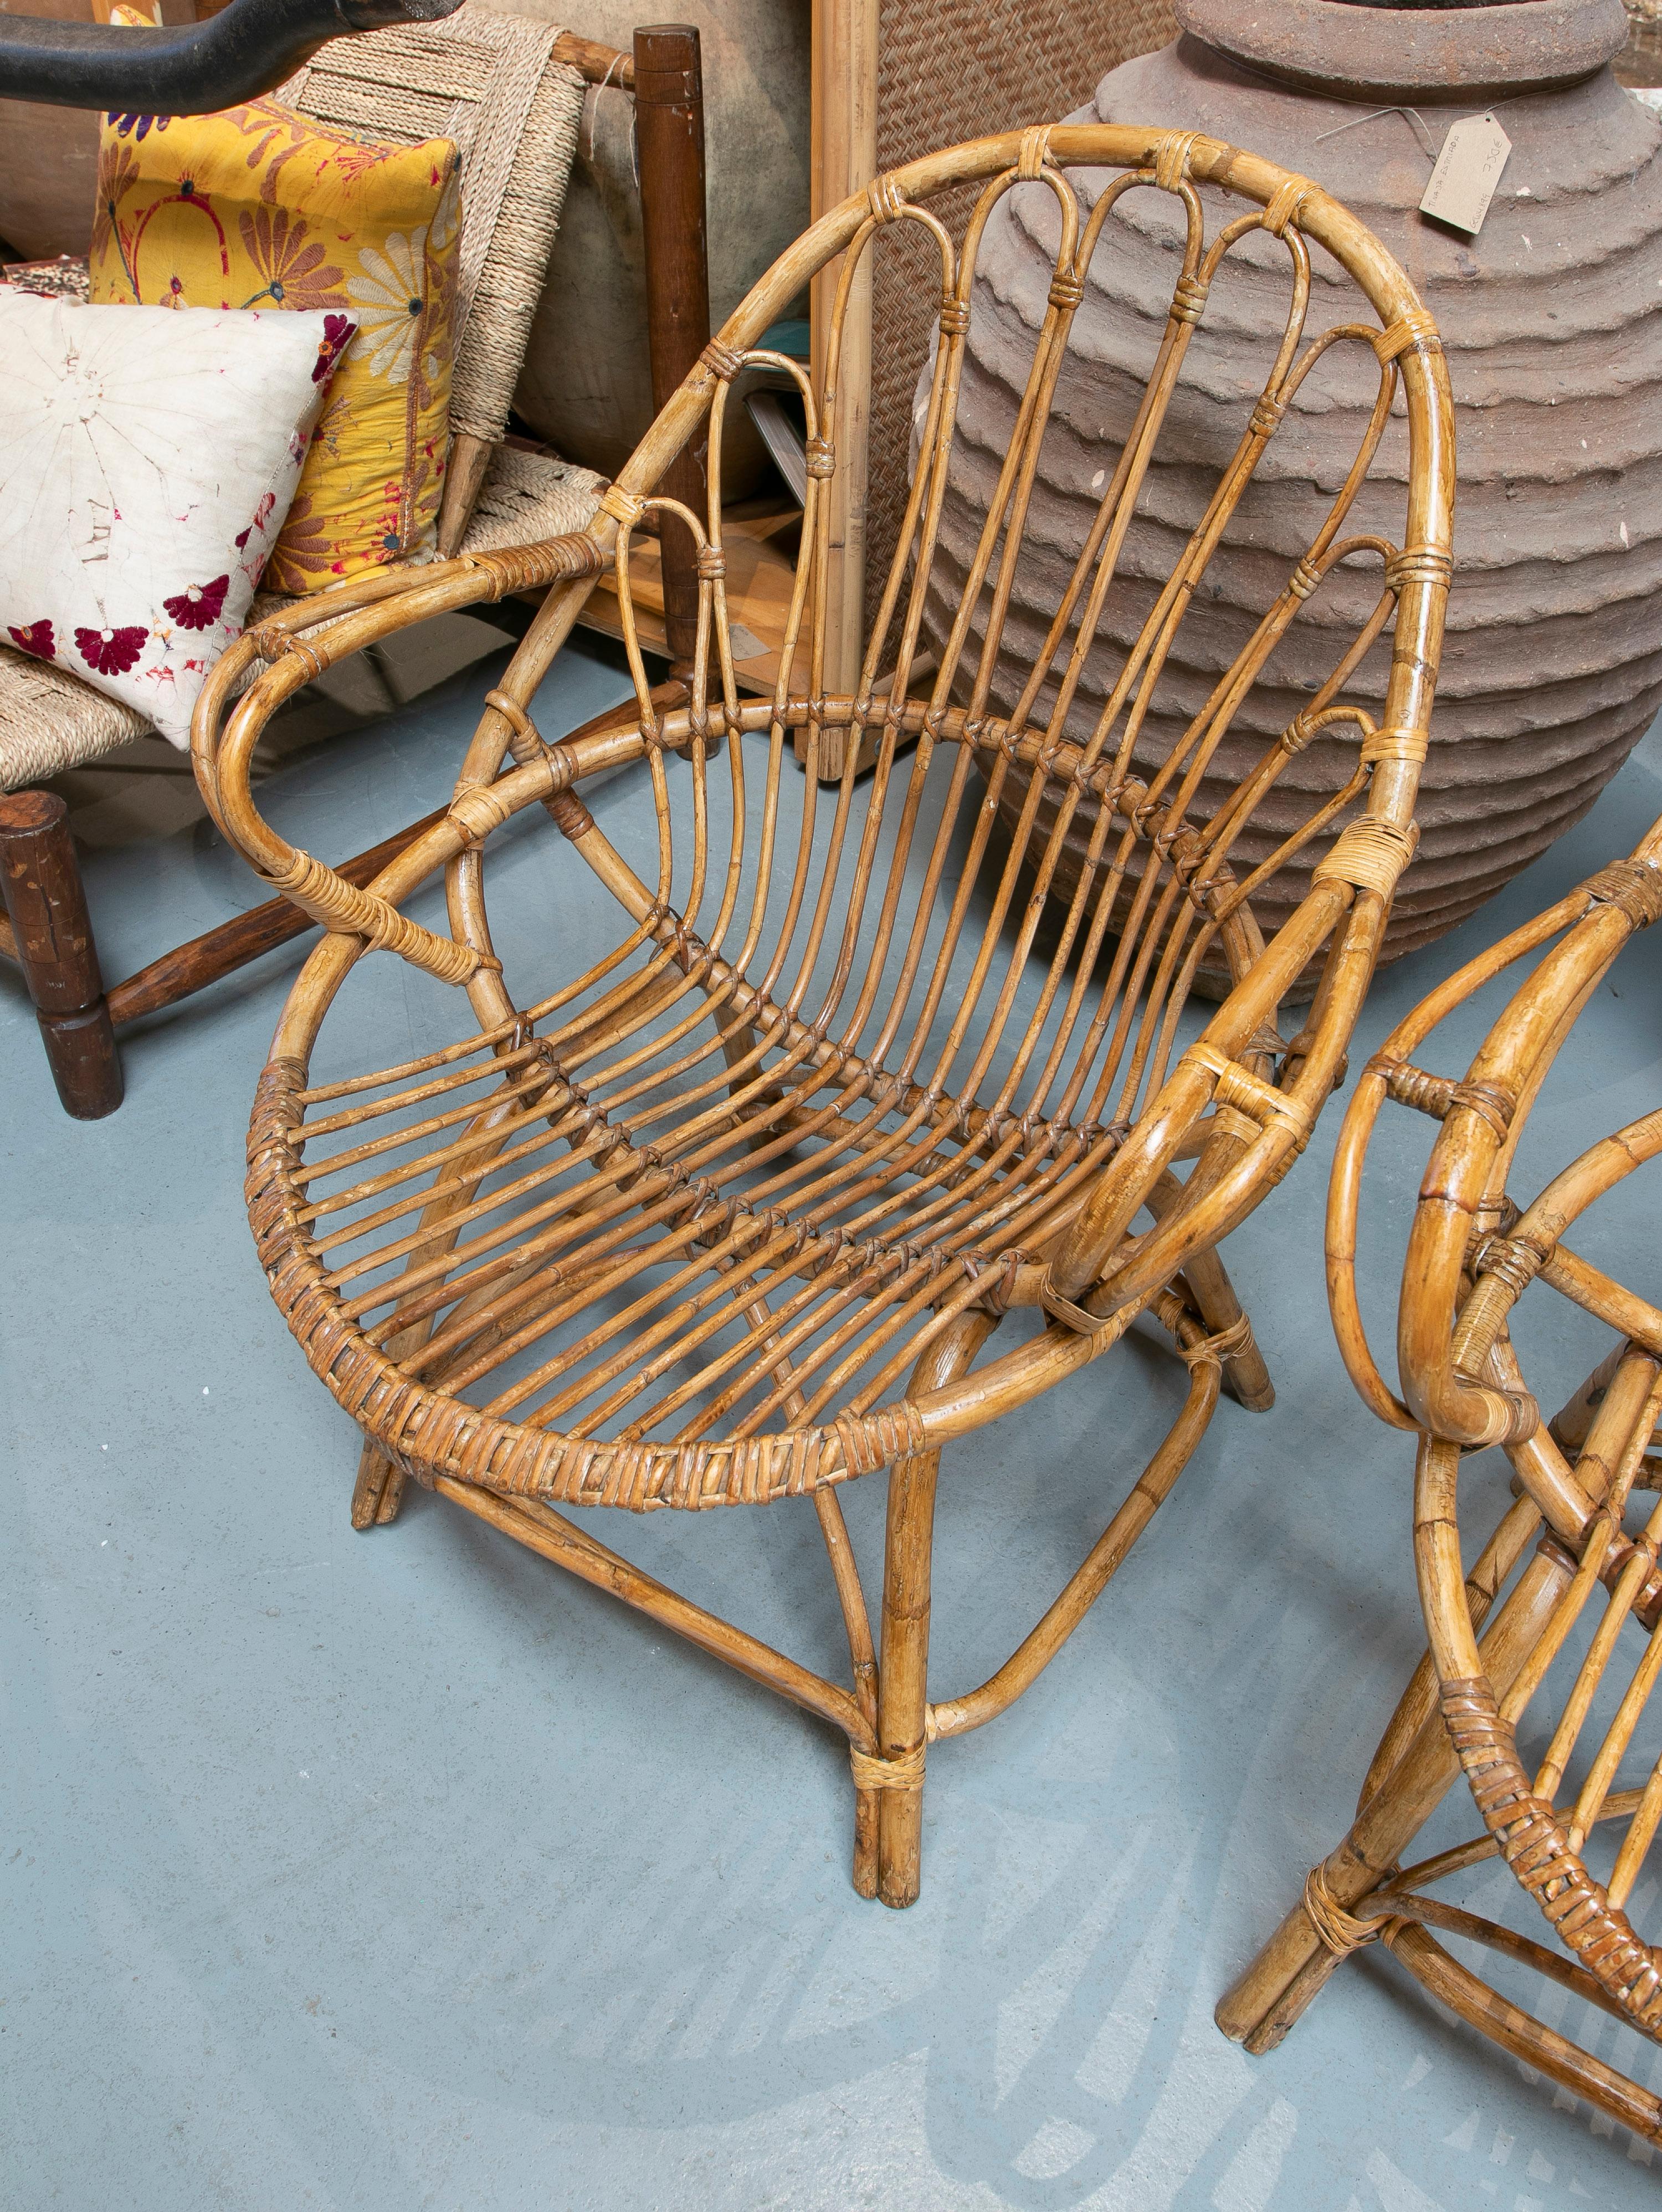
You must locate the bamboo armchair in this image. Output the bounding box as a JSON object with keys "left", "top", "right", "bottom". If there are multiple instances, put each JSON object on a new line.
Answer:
{"left": 194, "top": 124, "right": 1453, "bottom": 1906}
{"left": 1218, "top": 816, "right": 1662, "bottom": 2141}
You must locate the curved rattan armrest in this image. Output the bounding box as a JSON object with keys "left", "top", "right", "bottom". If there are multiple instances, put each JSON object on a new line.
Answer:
{"left": 1035, "top": 857, "right": 1383, "bottom": 1331}
{"left": 1325, "top": 823, "right": 1662, "bottom": 1450}
{"left": 189, "top": 527, "right": 612, "bottom": 986}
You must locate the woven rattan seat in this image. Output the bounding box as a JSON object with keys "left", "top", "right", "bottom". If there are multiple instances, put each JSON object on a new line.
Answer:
{"left": 1220, "top": 815, "right": 1662, "bottom": 2144}
{"left": 199, "top": 124, "right": 1454, "bottom": 1904}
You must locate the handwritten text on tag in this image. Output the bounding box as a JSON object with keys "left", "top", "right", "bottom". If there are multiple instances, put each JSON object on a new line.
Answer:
{"left": 1420, "top": 113, "right": 1512, "bottom": 237}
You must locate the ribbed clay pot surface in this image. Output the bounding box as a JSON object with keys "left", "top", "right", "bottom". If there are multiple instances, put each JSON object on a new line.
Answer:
{"left": 927, "top": 0, "right": 1662, "bottom": 969}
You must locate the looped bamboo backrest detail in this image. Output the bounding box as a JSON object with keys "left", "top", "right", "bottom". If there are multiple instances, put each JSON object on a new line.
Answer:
{"left": 196, "top": 127, "right": 1450, "bottom": 1510}
{"left": 1328, "top": 818, "right": 1662, "bottom": 2038}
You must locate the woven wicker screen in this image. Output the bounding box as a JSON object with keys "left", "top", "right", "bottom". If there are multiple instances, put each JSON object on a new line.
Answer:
{"left": 867, "top": 0, "right": 1176, "bottom": 632}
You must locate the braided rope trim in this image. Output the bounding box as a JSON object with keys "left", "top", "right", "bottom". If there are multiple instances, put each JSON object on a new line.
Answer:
{"left": 246, "top": 1061, "right": 950, "bottom": 1514}
{"left": 849, "top": 1742, "right": 926, "bottom": 1793}
{"left": 1440, "top": 1678, "right": 1662, "bottom": 2031}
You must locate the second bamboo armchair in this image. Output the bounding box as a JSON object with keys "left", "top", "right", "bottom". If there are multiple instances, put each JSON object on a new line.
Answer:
{"left": 193, "top": 125, "right": 1453, "bottom": 1906}
{"left": 1219, "top": 813, "right": 1662, "bottom": 2143}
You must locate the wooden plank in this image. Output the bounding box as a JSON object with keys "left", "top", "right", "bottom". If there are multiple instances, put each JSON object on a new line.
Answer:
{"left": 810, "top": 0, "right": 879, "bottom": 737}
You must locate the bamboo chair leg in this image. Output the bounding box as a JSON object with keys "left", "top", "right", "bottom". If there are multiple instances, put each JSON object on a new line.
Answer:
{"left": 1151, "top": 1165, "right": 1273, "bottom": 1411}
{"left": 874, "top": 1308, "right": 999, "bottom": 1908}
{"left": 1217, "top": 1538, "right": 1574, "bottom": 2050}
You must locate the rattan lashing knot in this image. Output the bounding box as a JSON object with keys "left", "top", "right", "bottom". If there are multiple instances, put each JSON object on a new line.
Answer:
{"left": 1361, "top": 724, "right": 1429, "bottom": 769}
{"left": 1170, "top": 272, "right": 1210, "bottom": 326}
{"left": 695, "top": 544, "right": 727, "bottom": 581}
{"left": 835, "top": 1399, "right": 927, "bottom": 1477}
{"left": 447, "top": 781, "right": 517, "bottom": 850}
{"left": 1048, "top": 269, "right": 1085, "bottom": 313}
{"left": 1152, "top": 129, "right": 1197, "bottom": 194}
{"left": 1584, "top": 858, "right": 1662, "bottom": 930}
{"left": 1017, "top": 125, "right": 1055, "bottom": 182}
{"left": 866, "top": 171, "right": 907, "bottom": 223}
{"left": 699, "top": 339, "right": 746, "bottom": 382}
{"left": 961, "top": 1248, "right": 1022, "bottom": 1319}
{"left": 1385, "top": 545, "right": 1454, "bottom": 596}
{"left": 1261, "top": 174, "right": 1314, "bottom": 239}
{"left": 1186, "top": 1038, "right": 1314, "bottom": 1152}
{"left": 1311, "top": 816, "right": 1419, "bottom": 901}
{"left": 1368, "top": 1053, "right": 1451, "bottom": 1118}
{"left": 1448, "top": 1079, "right": 1517, "bottom": 1143}
{"left": 1471, "top": 1230, "right": 1545, "bottom": 1299}
{"left": 1183, "top": 1312, "right": 1259, "bottom": 1376}
{"left": 1248, "top": 391, "right": 1287, "bottom": 437}
{"left": 246, "top": 626, "right": 327, "bottom": 680}
{"left": 937, "top": 296, "right": 971, "bottom": 337}
{"left": 805, "top": 436, "right": 836, "bottom": 480}
{"left": 547, "top": 787, "right": 594, "bottom": 841}
{"left": 1372, "top": 305, "right": 1442, "bottom": 362}
{"left": 1286, "top": 554, "right": 1323, "bottom": 602}
{"left": 1302, "top": 1863, "right": 1386, "bottom": 1958}
{"left": 849, "top": 1740, "right": 925, "bottom": 1793}
{"left": 598, "top": 483, "right": 648, "bottom": 529}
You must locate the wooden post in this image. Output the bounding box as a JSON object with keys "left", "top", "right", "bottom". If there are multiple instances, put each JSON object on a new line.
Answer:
{"left": 634, "top": 24, "right": 711, "bottom": 672}
{"left": 809, "top": 0, "right": 877, "bottom": 720}
{"left": 0, "top": 791, "right": 122, "bottom": 1119}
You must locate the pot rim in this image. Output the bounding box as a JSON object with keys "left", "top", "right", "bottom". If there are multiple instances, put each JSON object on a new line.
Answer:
{"left": 1172, "top": 0, "right": 1629, "bottom": 102}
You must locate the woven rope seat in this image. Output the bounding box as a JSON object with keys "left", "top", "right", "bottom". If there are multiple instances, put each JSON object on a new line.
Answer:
{"left": 199, "top": 124, "right": 1453, "bottom": 1904}
{"left": 1219, "top": 817, "right": 1662, "bottom": 2143}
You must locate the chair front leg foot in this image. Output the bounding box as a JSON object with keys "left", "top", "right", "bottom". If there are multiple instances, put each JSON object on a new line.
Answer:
{"left": 1215, "top": 1850, "right": 1389, "bottom": 2051}
{"left": 851, "top": 1781, "right": 880, "bottom": 1898}
{"left": 351, "top": 1441, "right": 408, "bottom": 1529}
{"left": 874, "top": 1438, "right": 940, "bottom": 1909}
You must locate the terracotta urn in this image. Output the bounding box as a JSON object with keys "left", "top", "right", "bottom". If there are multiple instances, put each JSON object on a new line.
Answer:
{"left": 931, "top": 0, "right": 1662, "bottom": 968}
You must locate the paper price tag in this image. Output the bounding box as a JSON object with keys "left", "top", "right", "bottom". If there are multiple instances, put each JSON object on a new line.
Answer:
{"left": 1420, "top": 113, "right": 1512, "bottom": 236}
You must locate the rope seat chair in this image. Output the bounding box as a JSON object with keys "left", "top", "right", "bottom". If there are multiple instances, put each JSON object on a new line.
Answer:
{"left": 0, "top": 10, "right": 714, "bottom": 1122}
{"left": 194, "top": 124, "right": 1453, "bottom": 1906}
{"left": 0, "top": 2, "right": 603, "bottom": 791}
{"left": 1218, "top": 815, "right": 1662, "bottom": 2142}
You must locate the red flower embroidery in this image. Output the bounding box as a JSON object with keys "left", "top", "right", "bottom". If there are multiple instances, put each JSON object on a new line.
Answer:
{"left": 8, "top": 619, "right": 54, "bottom": 660}
{"left": 162, "top": 575, "right": 229, "bottom": 631}
{"left": 76, "top": 624, "right": 148, "bottom": 676}
{"left": 312, "top": 312, "right": 356, "bottom": 384}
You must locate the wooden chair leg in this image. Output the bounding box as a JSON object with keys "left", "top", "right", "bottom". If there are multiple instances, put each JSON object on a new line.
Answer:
{"left": 0, "top": 789, "right": 122, "bottom": 1119}
{"left": 873, "top": 1309, "right": 998, "bottom": 1907}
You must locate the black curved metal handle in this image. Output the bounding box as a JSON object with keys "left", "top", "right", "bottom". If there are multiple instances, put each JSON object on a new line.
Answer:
{"left": 0, "top": 0, "right": 463, "bottom": 114}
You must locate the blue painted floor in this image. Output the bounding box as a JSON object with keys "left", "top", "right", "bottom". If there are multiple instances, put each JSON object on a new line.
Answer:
{"left": 6, "top": 638, "right": 1661, "bottom": 2211}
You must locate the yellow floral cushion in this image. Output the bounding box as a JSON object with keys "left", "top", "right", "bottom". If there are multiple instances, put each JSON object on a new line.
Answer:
{"left": 89, "top": 100, "right": 459, "bottom": 592}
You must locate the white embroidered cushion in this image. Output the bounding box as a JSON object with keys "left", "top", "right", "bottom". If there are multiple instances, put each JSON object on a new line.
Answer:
{"left": 0, "top": 294, "right": 355, "bottom": 747}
